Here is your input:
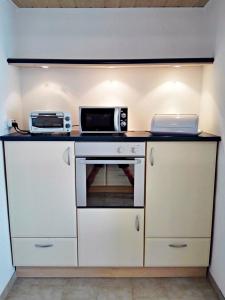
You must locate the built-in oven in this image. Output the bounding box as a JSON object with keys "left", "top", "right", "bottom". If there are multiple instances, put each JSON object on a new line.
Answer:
{"left": 75, "top": 142, "right": 145, "bottom": 208}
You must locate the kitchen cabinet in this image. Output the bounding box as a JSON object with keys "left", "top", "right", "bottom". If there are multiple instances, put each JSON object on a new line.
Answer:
{"left": 78, "top": 208, "right": 144, "bottom": 267}
{"left": 5, "top": 141, "right": 77, "bottom": 238}
{"left": 145, "top": 238, "right": 211, "bottom": 267}
{"left": 12, "top": 238, "right": 77, "bottom": 267}
{"left": 145, "top": 141, "right": 217, "bottom": 267}
{"left": 145, "top": 142, "right": 217, "bottom": 238}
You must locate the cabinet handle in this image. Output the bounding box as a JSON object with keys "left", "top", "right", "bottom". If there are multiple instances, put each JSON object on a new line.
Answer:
{"left": 131, "top": 147, "right": 136, "bottom": 154}
{"left": 150, "top": 147, "right": 154, "bottom": 166}
{"left": 63, "top": 147, "right": 71, "bottom": 166}
{"left": 169, "top": 243, "right": 187, "bottom": 248}
{"left": 135, "top": 215, "right": 140, "bottom": 232}
{"left": 117, "top": 147, "right": 122, "bottom": 154}
{"left": 35, "top": 244, "right": 53, "bottom": 248}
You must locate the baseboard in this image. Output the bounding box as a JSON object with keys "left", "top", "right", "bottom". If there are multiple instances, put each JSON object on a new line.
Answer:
{"left": 16, "top": 267, "right": 207, "bottom": 278}
{"left": 208, "top": 272, "right": 225, "bottom": 300}
{"left": 0, "top": 272, "right": 16, "bottom": 300}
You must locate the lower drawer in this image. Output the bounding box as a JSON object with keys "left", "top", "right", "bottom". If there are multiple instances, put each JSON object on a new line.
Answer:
{"left": 12, "top": 238, "right": 77, "bottom": 267}
{"left": 145, "top": 238, "right": 211, "bottom": 267}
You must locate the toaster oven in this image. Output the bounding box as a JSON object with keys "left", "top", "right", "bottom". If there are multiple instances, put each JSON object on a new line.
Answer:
{"left": 29, "top": 111, "right": 72, "bottom": 134}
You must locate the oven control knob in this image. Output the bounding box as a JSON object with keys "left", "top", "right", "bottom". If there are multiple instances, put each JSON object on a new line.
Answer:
{"left": 65, "top": 116, "right": 70, "bottom": 121}
{"left": 121, "top": 121, "right": 127, "bottom": 127}
{"left": 121, "top": 113, "right": 127, "bottom": 118}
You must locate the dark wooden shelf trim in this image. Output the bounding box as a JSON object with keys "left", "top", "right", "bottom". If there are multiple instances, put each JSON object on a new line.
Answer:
{"left": 7, "top": 57, "right": 214, "bottom": 65}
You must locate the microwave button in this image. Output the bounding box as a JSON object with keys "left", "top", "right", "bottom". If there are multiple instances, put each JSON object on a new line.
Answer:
{"left": 121, "top": 121, "right": 127, "bottom": 127}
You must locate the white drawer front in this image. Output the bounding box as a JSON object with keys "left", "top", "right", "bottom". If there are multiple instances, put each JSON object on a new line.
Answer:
{"left": 145, "top": 238, "right": 211, "bottom": 267}
{"left": 12, "top": 238, "right": 77, "bottom": 267}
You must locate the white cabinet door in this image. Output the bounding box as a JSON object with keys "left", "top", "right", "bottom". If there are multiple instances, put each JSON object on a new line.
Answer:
{"left": 5, "top": 141, "right": 76, "bottom": 238}
{"left": 78, "top": 208, "right": 144, "bottom": 267}
{"left": 146, "top": 142, "right": 217, "bottom": 238}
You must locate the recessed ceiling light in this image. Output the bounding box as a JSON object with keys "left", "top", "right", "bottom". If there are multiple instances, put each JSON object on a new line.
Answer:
{"left": 41, "top": 65, "right": 49, "bottom": 69}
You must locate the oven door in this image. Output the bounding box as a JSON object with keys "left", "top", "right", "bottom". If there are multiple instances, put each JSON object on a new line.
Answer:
{"left": 76, "top": 158, "right": 144, "bottom": 208}
{"left": 80, "top": 108, "right": 118, "bottom": 132}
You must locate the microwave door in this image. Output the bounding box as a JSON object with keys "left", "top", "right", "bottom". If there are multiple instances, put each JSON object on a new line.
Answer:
{"left": 80, "top": 108, "right": 115, "bottom": 132}
{"left": 75, "top": 158, "right": 144, "bottom": 208}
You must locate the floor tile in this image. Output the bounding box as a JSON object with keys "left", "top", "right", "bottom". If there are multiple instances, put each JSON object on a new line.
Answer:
{"left": 5, "top": 277, "right": 218, "bottom": 300}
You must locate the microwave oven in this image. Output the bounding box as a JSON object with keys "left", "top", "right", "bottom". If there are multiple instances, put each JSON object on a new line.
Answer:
{"left": 29, "top": 111, "right": 72, "bottom": 134}
{"left": 79, "top": 106, "right": 128, "bottom": 133}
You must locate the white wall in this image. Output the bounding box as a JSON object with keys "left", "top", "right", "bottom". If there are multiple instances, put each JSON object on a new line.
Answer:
{"left": 14, "top": 7, "right": 213, "bottom": 59}
{"left": 200, "top": 0, "right": 225, "bottom": 296}
{"left": 20, "top": 66, "right": 203, "bottom": 130}
{"left": 0, "top": 0, "right": 22, "bottom": 295}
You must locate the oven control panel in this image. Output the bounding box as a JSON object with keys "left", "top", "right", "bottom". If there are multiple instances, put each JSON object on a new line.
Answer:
{"left": 75, "top": 142, "right": 145, "bottom": 157}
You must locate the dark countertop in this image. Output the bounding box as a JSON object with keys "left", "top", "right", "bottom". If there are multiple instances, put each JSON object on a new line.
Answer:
{"left": 0, "top": 131, "right": 221, "bottom": 142}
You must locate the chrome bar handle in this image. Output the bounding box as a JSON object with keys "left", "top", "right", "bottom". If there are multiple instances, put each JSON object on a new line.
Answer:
{"left": 135, "top": 215, "right": 140, "bottom": 232}
{"left": 35, "top": 244, "right": 53, "bottom": 248}
{"left": 67, "top": 147, "right": 71, "bottom": 166}
{"left": 79, "top": 159, "right": 140, "bottom": 165}
{"left": 150, "top": 147, "right": 154, "bottom": 166}
{"left": 169, "top": 244, "right": 188, "bottom": 248}
{"left": 63, "top": 147, "right": 71, "bottom": 166}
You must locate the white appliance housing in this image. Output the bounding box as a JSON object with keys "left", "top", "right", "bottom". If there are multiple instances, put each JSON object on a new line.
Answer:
{"left": 29, "top": 111, "right": 72, "bottom": 134}
{"left": 151, "top": 114, "right": 199, "bottom": 135}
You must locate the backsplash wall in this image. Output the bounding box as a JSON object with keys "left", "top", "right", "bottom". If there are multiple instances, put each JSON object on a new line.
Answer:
{"left": 20, "top": 66, "right": 203, "bottom": 131}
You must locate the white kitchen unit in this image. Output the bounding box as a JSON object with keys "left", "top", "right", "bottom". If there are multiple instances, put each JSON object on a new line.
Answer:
{"left": 12, "top": 238, "right": 77, "bottom": 267}
{"left": 145, "top": 141, "right": 217, "bottom": 267}
{"left": 78, "top": 208, "right": 144, "bottom": 267}
{"left": 145, "top": 238, "right": 211, "bottom": 267}
{"left": 5, "top": 141, "right": 77, "bottom": 266}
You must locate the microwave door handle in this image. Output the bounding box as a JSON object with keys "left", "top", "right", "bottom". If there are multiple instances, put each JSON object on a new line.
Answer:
{"left": 114, "top": 109, "right": 120, "bottom": 131}
{"left": 79, "top": 159, "right": 141, "bottom": 165}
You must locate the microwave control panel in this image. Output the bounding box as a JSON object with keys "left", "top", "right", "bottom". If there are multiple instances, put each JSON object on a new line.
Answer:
{"left": 120, "top": 107, "right": 128, "bottom": 131}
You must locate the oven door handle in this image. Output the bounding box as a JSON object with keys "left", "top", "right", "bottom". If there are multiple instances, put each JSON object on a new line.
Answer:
{"left": 78, "top": 159, "right": 141, "bottom": 165}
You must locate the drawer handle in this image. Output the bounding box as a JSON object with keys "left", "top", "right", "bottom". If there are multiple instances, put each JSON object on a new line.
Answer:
{"left": 35, "top": 244, "right": 53, "bottom": 248}
{"left": 169, "top": 243, "right": 187, "bottom": 248}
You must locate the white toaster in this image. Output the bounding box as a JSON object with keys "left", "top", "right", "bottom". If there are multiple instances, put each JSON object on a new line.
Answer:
{"left": 151, "top": 114, "right": 199, "bottom": 135}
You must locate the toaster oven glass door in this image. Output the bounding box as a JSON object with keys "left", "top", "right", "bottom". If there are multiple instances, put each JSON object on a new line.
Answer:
{"left": 80, "top": 108, "right": 116, "bottom": 132}
{"left": 32, "top": 116, "right": 63, "bottom": 128}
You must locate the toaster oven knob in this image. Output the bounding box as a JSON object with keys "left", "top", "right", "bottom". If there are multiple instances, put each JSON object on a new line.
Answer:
{"left": 65, "top": 116, "right": 70, "bottom": 121}
{"left": 121, "top": 121, "right": 127, "bottom": 127}
{"left": 65, "top": 123, "right": 71, "bottom": 129}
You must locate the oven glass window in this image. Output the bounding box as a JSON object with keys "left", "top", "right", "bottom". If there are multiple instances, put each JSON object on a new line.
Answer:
{"left": 86, "top": 159, "right": 134, "bottom": 207}
{"left": 32, "top": 116, "right": 63, "bottom": 128}
{"left": 81, "top": 108, "right": 115, "bottom": 131}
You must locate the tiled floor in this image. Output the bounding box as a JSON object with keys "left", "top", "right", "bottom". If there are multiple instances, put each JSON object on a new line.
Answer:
{"left": 6, "top": 277, "right": 218, "bottom": 300}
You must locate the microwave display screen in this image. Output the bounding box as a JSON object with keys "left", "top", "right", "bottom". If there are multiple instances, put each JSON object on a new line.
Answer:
{"left": 81, "top": 108, "right": 115, "bottom": 131}
{"left": 32, "top": 116, "right": 63, "bottom": 128}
